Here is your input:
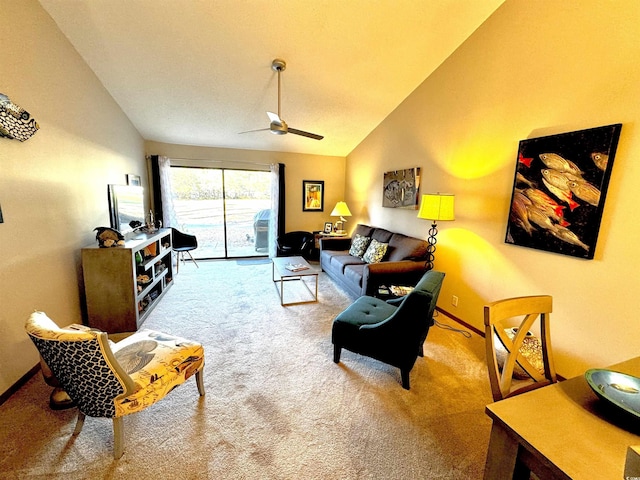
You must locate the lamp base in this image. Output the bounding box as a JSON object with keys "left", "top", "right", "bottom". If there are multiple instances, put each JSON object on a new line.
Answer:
{"left": 426, "top": 221, "right": 438, "bottom": 270}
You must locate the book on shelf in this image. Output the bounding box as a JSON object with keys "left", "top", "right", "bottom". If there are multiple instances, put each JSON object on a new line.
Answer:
{"left": 285, "top": 263, "right": 309, "bottom": 272}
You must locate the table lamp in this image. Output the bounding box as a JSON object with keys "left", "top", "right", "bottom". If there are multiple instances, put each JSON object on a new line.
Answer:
{"left": 417, "top": 193, "right": 455, "bottom": 269}
{"left": 330, "top": 201, "right": 352, "bottom": 234}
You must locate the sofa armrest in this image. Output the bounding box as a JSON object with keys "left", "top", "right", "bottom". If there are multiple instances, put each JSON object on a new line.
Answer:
{"left": 319, "top": 236, "right": 351, "bottom": 251}
{"left": 362, "top": 260, "right": 429, "bottom": 297}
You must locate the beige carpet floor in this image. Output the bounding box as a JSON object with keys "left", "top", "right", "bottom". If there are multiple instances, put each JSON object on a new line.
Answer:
{"left": 0, "top": 260, "right": 494, "bottom": 479}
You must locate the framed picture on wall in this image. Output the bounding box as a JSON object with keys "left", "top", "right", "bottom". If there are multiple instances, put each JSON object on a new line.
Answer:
{"left": 303, "top": 180, "right": 324, "bottom": 211}
{"left": 382, "top": 167, "right": 421, "bottom": 209}
{"left": 127, "top": 174, "right": 141, "bottom": 186}
{"left": 505, "top": 123, "right": 622, "bottom": 259}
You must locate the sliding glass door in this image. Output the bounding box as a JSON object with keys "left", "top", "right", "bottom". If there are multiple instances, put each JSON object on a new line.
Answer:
{"left": 170, "top": 166, "right": 271, "bottom": 259}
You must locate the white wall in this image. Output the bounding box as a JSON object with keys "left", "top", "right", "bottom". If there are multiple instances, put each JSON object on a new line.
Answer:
{"left": 346, "top": 0, "right": 640, "bottom": 377}
{"left": 0, "top": 1, "right": 146, "bottom": 396}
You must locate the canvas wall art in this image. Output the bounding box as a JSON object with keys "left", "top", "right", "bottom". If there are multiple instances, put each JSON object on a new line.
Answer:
{"left": 382, "top": 167, "right": 421, "bottom": 209}
{"left": 505, "top": 123, "right": 622, "bottom": 259}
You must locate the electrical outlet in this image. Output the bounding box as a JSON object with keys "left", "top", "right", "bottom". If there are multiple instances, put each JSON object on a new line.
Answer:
{"left": 451, "top": 295, "right": 459, "bottom": 307}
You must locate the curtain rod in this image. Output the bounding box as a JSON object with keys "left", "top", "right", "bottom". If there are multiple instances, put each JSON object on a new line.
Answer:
{"left": 163, "top": 156, "right": 272, "bottom": 167}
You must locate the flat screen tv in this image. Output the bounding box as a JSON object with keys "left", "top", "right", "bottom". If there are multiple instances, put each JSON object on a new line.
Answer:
{"left": 108, "top": 184, "right": 146, "bottom": 235}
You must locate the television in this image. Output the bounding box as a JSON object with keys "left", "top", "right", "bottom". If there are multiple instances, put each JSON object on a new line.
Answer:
{"left": 108, "top": 184, "right": 146, "bottom": 235}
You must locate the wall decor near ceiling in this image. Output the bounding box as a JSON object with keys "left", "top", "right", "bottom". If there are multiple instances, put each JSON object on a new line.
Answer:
{"left": 382, "top": 167, "right": 421, "bottom": 209}
{"left": 302, "top": 180, "right": 324, "bottom": 211}
{"left": 127, "top": 174, "right": 141, "bottom": 186}
{"left": 505, "top": 123, "right": 622, "bottom": 259}
{"left": 0, "top": 93, "right": 39, "bottom": 141}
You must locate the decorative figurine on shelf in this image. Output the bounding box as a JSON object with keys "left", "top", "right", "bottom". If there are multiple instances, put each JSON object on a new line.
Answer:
{"left": 143, "top": 210, "right": 157, "bottom": 233}
{"left": 94, "top": 226, "right": 125, "bottom": 248}
{"left": 129, "top": 220, "right": 143, "bottom": 231}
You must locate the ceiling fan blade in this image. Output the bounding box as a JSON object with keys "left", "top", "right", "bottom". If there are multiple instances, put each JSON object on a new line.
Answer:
{"left": 288, "top": 127, "right": 324, "bottom": 140}
{"left": 267, "top": 111, "right": 282, "bottom": 126}
{"left": 238, "top": 127, "right": 270, "bottom": 134}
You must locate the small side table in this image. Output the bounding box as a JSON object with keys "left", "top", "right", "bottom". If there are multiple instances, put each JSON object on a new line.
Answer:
{"left": 311, "top": 231, "right": 348, "bottom": 259}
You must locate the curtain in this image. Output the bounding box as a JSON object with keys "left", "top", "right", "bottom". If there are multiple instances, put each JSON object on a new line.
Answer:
{"left": 157, "top": 155, "right": 178, "bottom": 228}
{"left": 269, "top": 163, "right": 285, "bottom": 258}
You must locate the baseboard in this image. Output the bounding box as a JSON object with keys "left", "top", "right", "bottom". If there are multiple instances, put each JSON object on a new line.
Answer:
{"left": 436, "top": 307, "right": 484, "bottom": 337}
{"left": 0, "top": 363, "right": 40, "bottom": 407}
{"left": 436, "top": 306, "right": 566, "bottom": 381}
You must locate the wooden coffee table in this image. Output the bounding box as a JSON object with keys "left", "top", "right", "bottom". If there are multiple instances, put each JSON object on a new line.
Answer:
{"left": 271, "top": 256, "right": 318, "bottom": 306}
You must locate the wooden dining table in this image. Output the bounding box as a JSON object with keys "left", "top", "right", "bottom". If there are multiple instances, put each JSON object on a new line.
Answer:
{"left": 484, "top": 356, "right": 640, "bottom": 479}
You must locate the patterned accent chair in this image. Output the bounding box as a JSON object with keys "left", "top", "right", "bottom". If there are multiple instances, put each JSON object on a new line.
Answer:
{"left": 25, "top": 311, "right": 205, "bottom": 459}
{"left": 332, "top": 270, "right": 445, "bottom": 389}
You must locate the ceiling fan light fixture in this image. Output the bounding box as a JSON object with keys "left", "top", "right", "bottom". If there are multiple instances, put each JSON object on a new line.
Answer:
{"left": 270, "top": 126, "right": 287, "bottom": 135}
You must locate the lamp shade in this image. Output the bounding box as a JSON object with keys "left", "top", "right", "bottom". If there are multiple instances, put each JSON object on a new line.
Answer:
{"left": 330, "top": 201, "right": 352, "bottom": 218}
{"left": 417, "top": 194, "right": 455, "bottom": 221}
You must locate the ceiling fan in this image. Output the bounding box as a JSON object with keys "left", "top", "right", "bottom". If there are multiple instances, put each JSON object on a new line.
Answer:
{"left": 240, "top": 59, "right": 323, "bottom": 140}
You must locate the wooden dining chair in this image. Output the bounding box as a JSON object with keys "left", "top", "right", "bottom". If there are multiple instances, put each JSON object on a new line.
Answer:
{"left": 484, "top": 295, "right": 557, "bottom": 402}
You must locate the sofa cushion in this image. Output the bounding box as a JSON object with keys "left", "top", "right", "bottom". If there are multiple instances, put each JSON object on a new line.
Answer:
{"left": 353, "top": 224, "right": 375, "bottom": 238}
{"left": 363, "top": 239, "right": 388, "bottom": 264}
{"left": 331, "top": 253, "right": 365, "bottom": 273}
{"left": 387, "top": 233, "right": 429, "bottom": 261}
{"left": 371, "top": 227, "right": 393, "bottom": 244}
{"left": 349, "top": 233, "right": 371, "bottom": 258}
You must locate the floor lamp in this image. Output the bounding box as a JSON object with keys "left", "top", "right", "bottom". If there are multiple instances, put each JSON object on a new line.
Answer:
{"left": 417, "top": 193, "right": 455, "bottom": 270}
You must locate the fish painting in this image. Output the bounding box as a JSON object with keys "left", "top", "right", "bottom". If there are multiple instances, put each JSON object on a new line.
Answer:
{"left": 510, "top": 191, "right": 536, "bottom": 235}
{"left": 518, "top": 152, "right": 533, "bottom": 168}
{"left": 516, "top": 173, "right": 536, "bottom": 188}
{"left": 539, "top": 153, "right": 583, "bottom": 176}
{"left": 541, "top": 175, "right": 579, "bottom": 212}
{"left": 527, "top": 206, "right": 557, "bottom": 231}
{"left": 568, "top": 180, "right": 601, "bottom": 206}
{"left": 550, "top": 225, "right": 589, "bottom": 252}
{"left": 0, "top": 93, "right": 39, "bottom": 141}
{"left": 591, "top": 152, "right": 608, "bottom": 171}
{"left": 505, "top": 124, "right": 622, "bottom": 260}
{"left": 523, "top": 188, "right": 568, "bottom": 226}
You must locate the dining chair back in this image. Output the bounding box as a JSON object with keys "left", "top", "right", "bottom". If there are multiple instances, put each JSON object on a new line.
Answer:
{"left": 484, "top": 295, "right": 557, "bottom": 402}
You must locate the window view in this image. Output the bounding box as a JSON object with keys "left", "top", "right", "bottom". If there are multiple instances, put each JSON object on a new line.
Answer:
{"left": 170, "top": 167, "right": 271, "bottom": 258}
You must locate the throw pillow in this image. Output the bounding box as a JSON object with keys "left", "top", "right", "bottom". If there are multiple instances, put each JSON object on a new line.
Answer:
{"left": 363, "top": 238, "right": 388, "bottom": 264}
{"left": 349, "top": 233, "right": 371, "bottom": 258}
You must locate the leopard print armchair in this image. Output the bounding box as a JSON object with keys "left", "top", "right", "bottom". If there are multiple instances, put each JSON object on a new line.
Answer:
{"left": 25, "top": 311, "right": 205, "bottom": 459}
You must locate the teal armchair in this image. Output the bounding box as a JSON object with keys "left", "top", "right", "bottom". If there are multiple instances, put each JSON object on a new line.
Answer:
{"left": 332, "top": 270, "right": 445, "bottom": 389}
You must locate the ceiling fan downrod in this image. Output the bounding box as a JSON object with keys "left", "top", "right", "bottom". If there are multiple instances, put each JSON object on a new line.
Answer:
{"left": 271, "top": 58, "right": 286, "bottom": 120}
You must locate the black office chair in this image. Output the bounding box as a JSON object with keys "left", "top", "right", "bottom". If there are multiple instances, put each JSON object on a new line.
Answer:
{"left": 171, "top": 228, "right": 199, "bottom": 272}
{"left": 276, "top": 231, "right": 315, "bottom": 259}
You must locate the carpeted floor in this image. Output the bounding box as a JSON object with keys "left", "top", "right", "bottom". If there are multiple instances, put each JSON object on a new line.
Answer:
{"left": 0, "top": 260, "right": 493, "bottom": 479}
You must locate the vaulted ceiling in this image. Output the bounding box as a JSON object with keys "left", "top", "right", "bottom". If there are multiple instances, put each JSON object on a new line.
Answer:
{"left": 39, "top": 0, "right": 504, "bottom": 157}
